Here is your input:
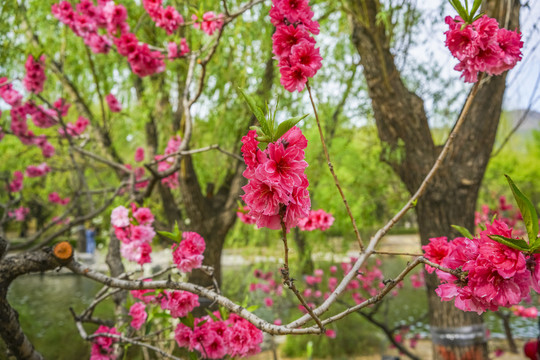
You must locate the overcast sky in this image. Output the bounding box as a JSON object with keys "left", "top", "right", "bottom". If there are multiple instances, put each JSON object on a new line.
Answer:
{"left": 505, "top": 2, "right": 540, "bottom": 112}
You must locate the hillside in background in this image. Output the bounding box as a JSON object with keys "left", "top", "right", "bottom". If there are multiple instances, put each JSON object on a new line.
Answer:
{"left": 505, "top": 109, "right": 540, "bottom": 134}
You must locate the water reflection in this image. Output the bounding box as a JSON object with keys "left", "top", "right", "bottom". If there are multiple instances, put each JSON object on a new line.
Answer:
{"left": 6, "top": 274, "right": 107, "bottom": 360}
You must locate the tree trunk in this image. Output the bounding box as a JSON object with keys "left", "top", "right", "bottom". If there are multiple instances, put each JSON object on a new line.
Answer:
{"left": 347, "top": 0, "right": 520, "bottom": 358}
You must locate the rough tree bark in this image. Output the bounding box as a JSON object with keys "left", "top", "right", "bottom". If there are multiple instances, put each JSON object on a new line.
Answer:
{"left": 0, "top": 238, "right": 70, "bottom": 360}
{"left": 347, "top": 0, "right": 520, "bottom": 359}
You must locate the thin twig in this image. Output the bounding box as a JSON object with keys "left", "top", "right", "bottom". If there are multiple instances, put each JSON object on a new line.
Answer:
{"left": 67, "top": 260, "right": 319, "bottom": 335}
{"left": 73, "top": 146, "right": 132, "bottom": 173}
{"left": 85, "top": 47, "right": 107, "bottom": 128}
{"left": 146, "top": 144, "right": 243, "bottom": 166}
{"left": 70, "top": 309, "right": 182, "bottom": 360}
{"left": 279, "top": 216, "right": 325, "bottom": 332}
{"left": 306, "top": 81, "right": 364, "bottom": 251}
{"left": 320, "top": 257, "right": 424, "bottom": 325}
{"left": 419, "top": 258, "right": 467, "bottom": 282}
{"left": 373, "top": 250, "right": 424, "bottom": 257}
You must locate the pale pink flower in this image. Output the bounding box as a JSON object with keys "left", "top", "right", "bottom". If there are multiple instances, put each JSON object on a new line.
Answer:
{"left": 111, "top": 206, "right": 130, "bottom": 228}
{"left": 120, "top": 241, "right": 152, "bottom": 265}
{"left": 9, "top": 206, "right": 30, "bottom": 221}
{"left": 130, "top": 224, "right": 155, "bottom": 243}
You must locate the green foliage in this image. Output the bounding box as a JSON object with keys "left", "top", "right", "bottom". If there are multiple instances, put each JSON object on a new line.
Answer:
{"left": 157, "top": 222, "right": 182, "bottom": 242}
{"left": 504, "top": 175, "right": 539, "bottom": 249}
{"left": 448, "top": 0, "right": 483, "bottom": 23}
{"left": 482, "top": 113, "right": 540, "bottom": 221}
{"left": 239, "top": 87, "right": 309, "bottom": 143}
{"left": 451, "top": 224, "right": 474, "bottom": 239}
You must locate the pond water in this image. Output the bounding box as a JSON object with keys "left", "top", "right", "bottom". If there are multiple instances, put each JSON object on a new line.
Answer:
{"left": 1, "top": 266, "right": 539, "bottom": 359}
{"left": 3, "top": 274, "right": 106, "bottom": 360}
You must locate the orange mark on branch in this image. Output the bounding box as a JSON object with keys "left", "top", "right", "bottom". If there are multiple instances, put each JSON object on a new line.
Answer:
{"left": 53, "top": 241, "right": 73, "bottom": 261}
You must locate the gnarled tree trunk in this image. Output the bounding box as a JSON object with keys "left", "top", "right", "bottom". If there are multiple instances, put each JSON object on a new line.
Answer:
{"left": 347, "top": 0, "right": 520, "bottom": 358}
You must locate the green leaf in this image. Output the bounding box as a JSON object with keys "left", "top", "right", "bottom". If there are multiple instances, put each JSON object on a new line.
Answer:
{"left": 174, "top": 222, "right": 181, "bottom": 237}
{"left": 152, "top": 312, "right": 171, "bottom": 319}
{"left": 180, "top": 313, "right": 195, "bottom": 329}
{"left": 448, "top": 0, "right": 469, "bottom": 21}
{"left": 471, "top": 13, "right": 484, "bottom": 22}
{"left": 451, "top": 225, "right": 474, "bottom": 239}
{"left": 219, "top": 306, "right": 229, "bottom": 321}
{"left": 246, "top": 305, "right": 259, "bottom": 312}
{"left": 488, "top": 234, "right": 530, "bottom": 252}
{"left": 157, "top": 230, "right": 177, "bottom": 241}
{"left": 505, "top": 175, "right": 539, "bottom": 248}
{"left": 196, "top": 319, "right": 208, "bottom": 327}
{"left": 205, "top": 309, "right": 220, "bottom": 322}
{"left": 375, "top": 10, "right": 391, "bottom": 31}
{"left": 256, "top": 135, "right": 271, "bottom": 143}
{"left": 189, "top": 352, "right": 198, "bottom": 360}
{"left": 274, "top": 114, "right": 309, "bottom": 141}
{"left": 238, "top": 88, "right": 269, "bottom": 135}
{"left": 530, "top": 238, "right": 540, "bottom": 253}
{"left": 249, "top": 125, "right": 263, "bottom": 136}
{"left": 470, "top": 0, "right": 482, "bottom": 19}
